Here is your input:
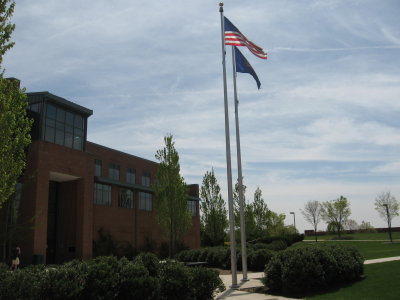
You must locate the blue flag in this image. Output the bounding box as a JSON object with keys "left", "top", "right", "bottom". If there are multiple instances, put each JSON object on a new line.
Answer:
{"left": 234, "top": 46, "right": 261, "bottom": 89}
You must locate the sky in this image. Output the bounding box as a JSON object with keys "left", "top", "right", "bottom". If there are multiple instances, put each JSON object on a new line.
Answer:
{"left": 4, "top": 0, "right": 400, "bottom": 233}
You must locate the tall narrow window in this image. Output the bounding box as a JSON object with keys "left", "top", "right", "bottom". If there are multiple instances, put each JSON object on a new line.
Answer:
{"left": 188, "top": 200, "right": 197, "bottom": 216}
{"left": 141, "top": 171, "right": 151, "bottom": 187}
{"left": 109, "top": 163, "right": 120, "bottom": 181}
{"left": 119, "top": 188, "right": 133, "bottom": 208}
{"left": 126, "top": 168, "right": 136, "bottom": 184}
{"left": 94, "top": 159, "right": 102, "bottom": 177}
{"left": 94, "top": 183, "right": 111, "bottom": 206}
{"left": 139, "top": 192, "right": 152, "bottom": 211}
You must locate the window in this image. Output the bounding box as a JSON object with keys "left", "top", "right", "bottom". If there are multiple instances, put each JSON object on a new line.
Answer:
{"left": 94, "top": 183, "right": 111, "bottom": 206}
{"left": 139, "top": 192, "right": 152, "bottom": 211}
{"left": 119, "top": 188, "right": 133, "bottom": 208}
{"left": 141, "top": 171, "right": 151, "bottom": 187}
{"left": 109, "top": 163, "right": 120, "bottom": 181}
{"left": 188, "top": 200, "right": 197, "bottom": 216}
{"left": 94, "top": 160, "right": 102, "bottom": 177}
{"left": 44, "top": 103, "right": 85, "bottom": 150}
{"left": 126, "top": 168, "right": 136, "bottom": 184}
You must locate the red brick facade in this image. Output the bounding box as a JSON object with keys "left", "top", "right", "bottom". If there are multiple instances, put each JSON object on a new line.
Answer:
{"left": 17, "top": 92, "right": 200, "bottom": 265}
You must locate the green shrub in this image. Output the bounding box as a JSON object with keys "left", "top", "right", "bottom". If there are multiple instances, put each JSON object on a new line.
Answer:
{"left": 189, "top": 267, "right": 225, "bottom": 300}
{"left": 0, "top": 265, "right": 46, "bottom": 300}
{"left": 158, "top": 260, "right": 192, "bottom": 300}
{"left": 40, "top": 263, "right": 86, "bottom": 300}
{"left": 117, "top": 257, "right": 159, "bottom": 300}
{"left": 263, "top": 244, "right": 364, "bottom": 294}
{"left": 133, "top": 252, "right": 160, "bottom": 276}
{"left": 81, "top": 256, "right": 120, "bottom": 300}
{"left": 265, "top": 240, "right": 287, "bottom": 251}
{"left": 248, "top": 249, "right": 276, "bottom": 271}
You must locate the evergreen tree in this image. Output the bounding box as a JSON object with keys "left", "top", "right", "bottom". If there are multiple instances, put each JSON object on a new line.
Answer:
{"left": 153, "top": 135, "right": 191, "bottom": 257}
{"left": 200, "top": 168, "right": 228, "bottom": 246}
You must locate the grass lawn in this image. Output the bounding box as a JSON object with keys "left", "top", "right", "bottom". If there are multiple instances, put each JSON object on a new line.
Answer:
{"left": 304, "top": 231, "right": 400, "bottom": 241}
{"left": 292, "top": 240, "right": 400, "bottom": 260}
{"left": 306, "top": 260, "right": 400, "bottom": 300}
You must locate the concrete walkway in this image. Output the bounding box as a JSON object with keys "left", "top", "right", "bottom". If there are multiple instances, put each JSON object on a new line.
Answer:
{"left": 215, "top": 256, "right": 400, "bottom": 300}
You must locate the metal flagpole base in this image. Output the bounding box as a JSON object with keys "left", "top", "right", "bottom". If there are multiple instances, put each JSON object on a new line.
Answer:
{"left": 241, "top": 278, "right": 249, "bottom": 282}
{"left": 230, "top": 284, "right": 240, "bottom": 289}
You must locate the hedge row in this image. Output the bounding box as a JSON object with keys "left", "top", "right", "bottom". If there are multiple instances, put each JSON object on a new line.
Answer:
{"left": 0, "top": 254, "right": 224, "bottom": 300}
{"left": 175, "top": 242, "right": 282, "bottom": 272}
{"left": 262, "top": 244, "right": 364, "bottom": 294}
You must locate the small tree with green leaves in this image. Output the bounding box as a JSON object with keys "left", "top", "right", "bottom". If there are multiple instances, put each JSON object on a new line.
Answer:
{"left": 375, "top": 191, "right": 399, "bottom": 243}
{"left": 153, "top": 135, "right": 191, "bottom": 257}
{"left": 200, "top": 168, "right": 228, "bottom": 246}
{"left": 321, "top": 196, "right": 351, "bottom": 238}
{"left": 252, "top": 187, "right": 270, "bottom": 238}
{"left": 0, "top": 0, "right": 32, "bottom": 210}
{"left": 301, "top": 200, "right": 323, "bottom": 242}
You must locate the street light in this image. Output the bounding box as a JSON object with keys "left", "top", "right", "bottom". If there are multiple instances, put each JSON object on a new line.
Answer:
{"left": 290, "top": 212, "right": 296, "bottom": 232}
{"left": 383, "top": 204, "right": 393, "bottom": 243}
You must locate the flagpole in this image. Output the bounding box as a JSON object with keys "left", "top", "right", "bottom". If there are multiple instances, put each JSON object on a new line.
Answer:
{"left": 219, "top": 2, "right": 238, "bottom": 288}
{"left": 232, "top": 46, "right": 248, "bottom": 281}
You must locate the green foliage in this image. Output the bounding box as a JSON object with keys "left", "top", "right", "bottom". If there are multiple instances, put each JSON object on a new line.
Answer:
{"left": 321, "top": 196, "right": 351, "bottom": 238}
{"left": 0, "top": 255, "right": 224, "bottom": 300}
{"left": 0, "top": 0, "right": 15, "bottom": 70}
{"left": 189, "top": 267, "right": 225, "bottom": 300}
{"left": 200, "top": 168, "right": 228, "bottom": 246}
{"left": 133, "top": 252, "right": 160, "bottom": 277}
{"left": 0, "top": 78, "right": 32, "bottom": 209}
{"left": 263, "top": 244, "right": 364, "bottom": 294}
{"left": 153, "top": 135, "right": 191, "bottom": 257}
{"left": 158, "top": 260, "right": 192, "bottom": 300}
{"left": 248, "top": 248, "right": 276, "bottom": 271}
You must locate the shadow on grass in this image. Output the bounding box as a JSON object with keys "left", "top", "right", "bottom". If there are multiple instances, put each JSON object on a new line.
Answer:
{"left": 241, "top": 276, "right": 366, "bottom": 299}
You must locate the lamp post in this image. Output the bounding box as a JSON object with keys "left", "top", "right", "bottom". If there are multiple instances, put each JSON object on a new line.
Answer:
{"left": 290, "top": 212, "right": 296, "bottom": 232}
{"left": 383, "top": 204, "right": 393, "bottom": 243}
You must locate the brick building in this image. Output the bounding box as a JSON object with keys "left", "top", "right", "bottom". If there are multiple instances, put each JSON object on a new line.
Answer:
{"left": 17, "top": 91, "right": 200, "bottom": 265}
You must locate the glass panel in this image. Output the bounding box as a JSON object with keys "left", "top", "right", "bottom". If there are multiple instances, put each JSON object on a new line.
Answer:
{"left": 74, "top": 115, "right": 83, "bottom": 129}
{"left": 73, "top": 136, "right": 82, "bottom": 150}
{"left": 55, "top": 130, "right": 64, "bottom": 145}
{"left": 44, "top": 126, "right": 55, "bottom": 142}
{"left": 46, "top": 118, "right": 55, "bottom": 128}
{"left": 66, "top": 112, "right": 74, "bottom": 125}
{"left": 65, "top": 132, "right": 73, "bottom": 147}
{"left": 56, "top": 108, "right": 65, "bottom": 122}
{"left": 46, "top": 104, "right": 57, "bottom": 119}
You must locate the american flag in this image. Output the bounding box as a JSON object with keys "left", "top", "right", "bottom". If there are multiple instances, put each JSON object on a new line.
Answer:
{"left": 224, "top": 17, "right": 267, "bottom": 60}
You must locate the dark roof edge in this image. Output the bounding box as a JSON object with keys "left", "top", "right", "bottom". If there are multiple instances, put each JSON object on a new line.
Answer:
{"left": 86, "top": 141, "right": 158, "bottom": 166}
{"left": 27, "top": 91, "right": 93, "bottom": 116}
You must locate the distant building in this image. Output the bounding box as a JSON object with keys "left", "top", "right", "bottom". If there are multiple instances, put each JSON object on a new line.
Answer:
{"left": 17, "top": 91, "right": 200, "bottom": 265}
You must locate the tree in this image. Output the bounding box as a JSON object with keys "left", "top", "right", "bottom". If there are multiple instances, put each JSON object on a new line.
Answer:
{"left": 252, "top": 187, "right": 270, "bottom": 237}
{"left": 0, "top": 0, "right": 15, "bottom": 71}
{"left": 199, "top": 168, "right": 228, "bottom": 246}
{"left": 301, "top": 200, "right": 323, "bottom": 242}
{"left": 344, "top": 219, "right": 359, "bottom": 231}
{"left": 374, "top": 191, "right": 399, "bottom": 243}
{"left": 0, "top": 0, "right": 32, "bottom": 209}
{"left": 233, "top": 179, "right": 257, "bottom": 240}
{"left": 153, "top": 135, "right": 191, "bottom": 257}
{"left": 321, "top": 196, "right": 351, "bottom": 238}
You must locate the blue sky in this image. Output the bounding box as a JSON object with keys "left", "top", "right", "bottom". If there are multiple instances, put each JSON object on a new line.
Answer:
{"left": 4, "top": 0, "right": 400, "bottom": 232}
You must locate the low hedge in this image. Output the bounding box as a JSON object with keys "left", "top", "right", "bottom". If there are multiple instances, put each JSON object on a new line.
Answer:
{"left": 0, "top": 255, "right": 224, "bottom": 300}
{"left": 262, "top": 244, "right": 364, "bottom": 294}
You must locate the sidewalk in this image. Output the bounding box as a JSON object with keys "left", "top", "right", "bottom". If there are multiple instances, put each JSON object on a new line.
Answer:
{"left": 215, "top": 256, "right": 400, "bottom": 300}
